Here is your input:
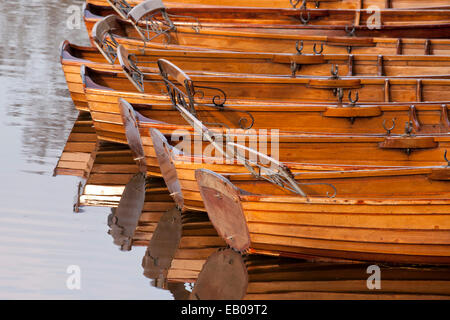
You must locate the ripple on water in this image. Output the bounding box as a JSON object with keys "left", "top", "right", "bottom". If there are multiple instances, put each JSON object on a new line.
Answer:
{"left": 0, "top": 0, "right": 170, "bottom": 299}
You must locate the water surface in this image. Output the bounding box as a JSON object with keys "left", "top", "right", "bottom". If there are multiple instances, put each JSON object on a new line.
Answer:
{"left": 0, "top": 0, "right": 172, "bottom": 299}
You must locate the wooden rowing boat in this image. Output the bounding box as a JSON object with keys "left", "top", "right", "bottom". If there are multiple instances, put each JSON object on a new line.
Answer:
{"left": 116, "top": 96, "right": 450, "bottom": 175}
{"left": 84, "top": 2, "right": 450, "bottom": 39}
{"left": 86, "top": 0, "right": 450, "bottom": 11}
{"left": 65, "top": 40, "right": 450, "bottom": 79}
{"left": 84, "top": 57, "right": 450, "bottom": 106}
{"left": 146, "top": 123, "right": 450, "bottom": 212}
{"left": 117, "top": 61, "right": 450, "bottom": 218}
{"left": 62, "top": 41, "right": 450, "bottom": 111}
{"left": 85, "top": 6, "right": 450, "bottom": 56}
{"left": 82, "top": 58, "right": 450, "bottom": 182}
{"left": 82, "top": 57, "right": 450, "bottom": 154}
{"left": 142, "top": 207, "right": 225, "bottom": 283}
{"left": 82, "top": 60, "right": 450, "bottom": 145}
{"left": 63, "top": 40, "right": 450, "bottom": 112}
{"left": 195, "top": 166, "right": 450, "bottom": 265}
{"left": 192, "top": 249, "right": 450, "bottom": 299}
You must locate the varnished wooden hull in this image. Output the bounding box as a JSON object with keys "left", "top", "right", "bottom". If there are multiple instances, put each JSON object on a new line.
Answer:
{"left": 62, "top": 40, "right": 450, "bottom": 111}
{"left": 87, "top": 0, "right": 450, "bottom": 10}
{"left": 196, "top": 168, "right": 450, "bottom": 265}
{"left": 82, "top": 66, "right": 450, "bottom": 106}
{"left": 82, "top": 66, "right": 450, "bottom": 147}
{"left": 144, "top": 124, "right": 450, "bottom": 212}
{"left": 84, "top": 5, "right": 450, "bottom": 55}
{"left": 64, "top": 40, "right": 450, "bottom": 79}
{"left": 84, "top": 4, "right": 450, "bottom": 39}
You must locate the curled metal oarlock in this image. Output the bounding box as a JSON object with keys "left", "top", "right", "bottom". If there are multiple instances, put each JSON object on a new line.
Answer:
{"left": 193, "top": 85, "right": 227, "bottom": 108}
{"left": 206, "top": 101, "right": 255, "bottom": 130}
{"left": 300, "top": 10, "right": 311, "bottom": 25}
{"left": 291, "top": 61, "right": 298, "bottom": 78}
{"left": 295, "top": 40, "right": 304, "bottom": 55}
{"left": 160, "top": 66, "right": 254, "bottom": 130}
{"left": 404, "top": 121, "right": 414, "bottom": 136}
{"left": 335, "top": 88, "right": 344, "bottom": 104}
{"left": 313, "top": 43, "right": 324, "bottom": 55}
{"left": 330, "top": 64, "right": 339, "bottom": 79}
{"left": 345, "top": 25, "right": 356, "bottom": 37}
{"left": 348, "top": 90, "right": 359, "bottom": 106}
{"left": 237, "top": 115, "right": 255, "bottom": 130}
{"left": 382, "top": 118, "right": 396, "bottom": 136}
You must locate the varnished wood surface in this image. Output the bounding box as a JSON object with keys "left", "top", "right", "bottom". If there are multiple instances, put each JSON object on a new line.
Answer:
{"left": 84, "top": 3, "right": 450, "bottom": 38}
{"left": 82, "top": 65, "right": 450, "bottom": 107}
{"left": 144, "top": 122, "right": 450, "bottom": 213}
{"left": 63, "top": 40, "right": 450, "bottom": 80}
{"left": 62, "top": 39, "right": 450, "bottom": 114}
{"left": 87, "top": 0, "right": 450, "bottom": 10}
{"left": 81, "top": 64, "right": 450, "bottom": 148}
{"left": 84, "top": 6, "right": 450, "bottom": 54}
{"left": 196, "top": 168, "right": 450, "bottom": 265}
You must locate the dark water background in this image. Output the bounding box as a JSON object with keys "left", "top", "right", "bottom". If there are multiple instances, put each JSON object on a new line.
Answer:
{"left": 0, "top": 0, "right": 172, "bottom": 299}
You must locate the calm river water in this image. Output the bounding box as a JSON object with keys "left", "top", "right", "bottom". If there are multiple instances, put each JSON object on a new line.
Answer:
{"left": 0, "top": 0, "right": 172, "bottom": 299}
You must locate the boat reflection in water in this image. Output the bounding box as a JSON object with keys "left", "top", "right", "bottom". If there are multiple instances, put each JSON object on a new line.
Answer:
{"left": 53, "top": 111, "right": 97, "bottom": 179}
{"left": 142, "top": 208, "right": 225, "bottom": 284}
{"left": 191, "top": 249, "right": 450, "bottom": 300}
{"left": 55, "top": 117, "right": 450, "bottom": 300}
{"left": 54, "top": 114, "right": 169, "bottom": 248}
{"left": 108, "top": 175, "right": 175, "bottom": 251}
